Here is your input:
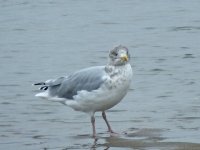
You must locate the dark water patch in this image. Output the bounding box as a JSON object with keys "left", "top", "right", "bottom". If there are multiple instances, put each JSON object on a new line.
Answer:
{"left": 170, "top": 26, "right": 200, "bottom": 31}
{"left": 1, "top": 101, "right": 12, "bottom": 105}
{"left": 0, "top": 124, "right": 13, "bottom": 127}
{"left": 0, "top": 55, "right": 13, "bottom": 59}
{"left": 150, "top": 68, "right": 165, "bottom": 73}
{"left": 0, "top": 134, "right": 8, "bottom": 138}
{"left": 0, "top": 120, "right": 19, "bottom": 124}
{"left": 36, "top": 111, "right": 54, "bottom": 115}
{"left": 0, "top": 114, "right": 9, "bottom": 118}
{"left": 156, "top": 95, "right": 172, "bottom": 99}
{"left": 15, "top": 1, "right": 30, "bottom": 6}
{"left": 27, "top": 119, "right": 38, "bottom": 122}
{"left": 0, "top": 141, "right": 23, "bottom": 145}
{"left": 20, "top": 112, "right": 33, "bottom": 115}
{"left": 185, "top": 81, "right": 195, "bottom": 85}
{"left": 10, "top": 50, "right": 20, "bottom": 53}
{"left": 144, "top": 27, "right": 156, "bottom": 30}
{"left": 183, "top": 54, "right": 195, "bottom": 59}
{"left": 180, "top": 117, "right": 200, "bottom": 120}
{"left": 14, "top": 72, "right": 30, "bottom": 75}
{"left": 155, "top": 58, "right": 166, "bottom": 63}
{"left": 32, "top": 135, "right": 49, "bottom": 139}
{"left": 181, "top": 46, "right": 190, "bottom": 50}
{"left": 170, "top": 116, "right": 200, "bottom": 122}
{"left": 177, "top": 126, "right": 199, "bottom": 130}
{"left": 29, "top": 130, "right": 39, "bottom": 133}
{"left": 62, "top": 14, "right": 68, "bottom": 16}
{"left": 12, "top": 131, "right": 22, "bottom": 135}
{"left": 192, "top": 105, "right": 200, "bottom": 109}
{"left": 193, "top": 18, "right": 200, "bottom": 22}
{"left": 24, "top": 142, "right": 46, "bottom": 146}
{"left": 15, "top": 93, "right": 26, "bottom": 97}
{"left": 13, "top": 28, "right": 26, "bottom": 32}
{"left": 175, "top": 9, "right": 187, "bottom": 12}
{"left": 44, "top": 118, "right": 63, "bottom": 123}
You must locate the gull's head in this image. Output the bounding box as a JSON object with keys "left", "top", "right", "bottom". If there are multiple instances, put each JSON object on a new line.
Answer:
{"left": 109, "top": 45, "right": 130, "bottom": 66}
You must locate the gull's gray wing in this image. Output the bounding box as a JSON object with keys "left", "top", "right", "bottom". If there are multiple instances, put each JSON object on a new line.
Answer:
{"left": 47, "top": 66, "right": 106, "bottom": 99}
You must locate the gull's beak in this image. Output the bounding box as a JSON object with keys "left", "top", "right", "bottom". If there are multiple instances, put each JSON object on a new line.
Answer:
{"left": 120, "top": 54, "right": 128, "bottom": 62}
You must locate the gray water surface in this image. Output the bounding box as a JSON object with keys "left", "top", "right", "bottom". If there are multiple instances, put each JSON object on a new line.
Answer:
{"left": 1, "top": 0, "right": 200, "bottom": 149}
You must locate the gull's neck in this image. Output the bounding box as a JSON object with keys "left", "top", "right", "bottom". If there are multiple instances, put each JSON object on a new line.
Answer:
{"left": 105, "top": 63, "right": 130, "bottom": 74}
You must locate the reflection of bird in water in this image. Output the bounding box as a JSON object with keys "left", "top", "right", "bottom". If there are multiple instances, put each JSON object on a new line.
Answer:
{"left": 34, "top": 45, "right": 132, "bottom": 137}
{"left": 91, "top": 138, "right": 109, "bottom": 150}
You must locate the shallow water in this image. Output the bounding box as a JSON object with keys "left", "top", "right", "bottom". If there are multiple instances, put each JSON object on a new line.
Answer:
{"left": 1, "top": 0, "right": 200, "bottom": 149}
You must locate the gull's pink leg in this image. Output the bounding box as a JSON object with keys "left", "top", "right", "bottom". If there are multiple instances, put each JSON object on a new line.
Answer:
{"left": 91, "top": 115, "right": 96, "bottom": 138}
{"left": 102, "top": 111, "right": 115, "bottom": 133}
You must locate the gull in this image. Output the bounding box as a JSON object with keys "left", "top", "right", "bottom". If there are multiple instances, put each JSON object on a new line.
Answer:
{"left": 34, "top": 45, "right": 132, "bottom": 137}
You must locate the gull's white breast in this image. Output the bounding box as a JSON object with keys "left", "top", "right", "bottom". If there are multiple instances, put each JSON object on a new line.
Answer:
{"left": 66, "top": 64, "right": 132, "bottom": 113}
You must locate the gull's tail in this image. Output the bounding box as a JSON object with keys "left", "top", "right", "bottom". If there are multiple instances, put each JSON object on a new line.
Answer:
{"left": 33, "top": 79, "right": 66, "bottom": 104}
{"left": 33, "top": 81, "right": 49, "bottom": 98}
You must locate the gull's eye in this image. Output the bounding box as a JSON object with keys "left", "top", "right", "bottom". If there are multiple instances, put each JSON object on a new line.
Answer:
{"left": 112, "top": 51, "right": 118, "bottom": 56}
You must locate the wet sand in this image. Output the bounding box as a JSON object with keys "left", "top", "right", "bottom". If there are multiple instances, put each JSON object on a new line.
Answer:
{"left": 102, "top": 128, "right": 200, "bottom": 150}
{"left": 41, "top": 128, "right": 200, "bottom": 150}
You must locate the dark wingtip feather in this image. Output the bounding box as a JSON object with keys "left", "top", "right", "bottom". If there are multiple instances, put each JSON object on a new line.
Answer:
{"left": 40, "top": 86, "right": 48, "bottom": 90}
{"left": 33, "top": 82, "right": 45, "bottom": 86}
